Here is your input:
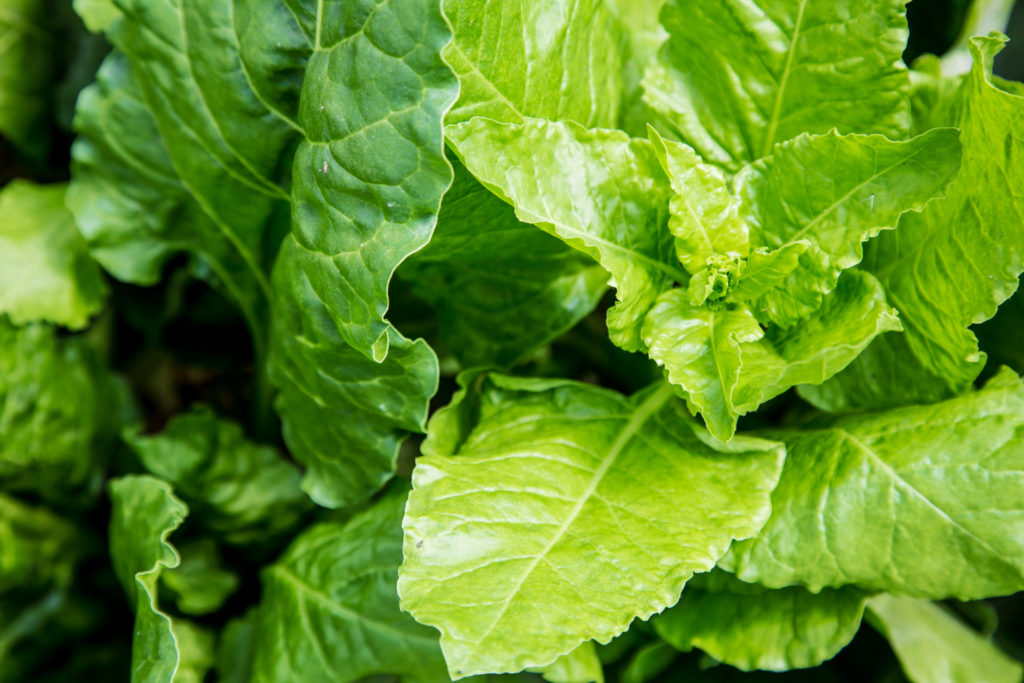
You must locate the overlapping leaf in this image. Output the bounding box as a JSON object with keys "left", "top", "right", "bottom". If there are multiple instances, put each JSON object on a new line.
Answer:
{"left": 250, "top": 487, "right": 449, "bottom": 683}
{"left": 725, "top": 368, "right": 1024, "bottom": 600}
{"left": 399, "top": 375, "right": 784, "bottom": 676}
{"left": 644, "top": 0, "right": 911, "bottom": 169}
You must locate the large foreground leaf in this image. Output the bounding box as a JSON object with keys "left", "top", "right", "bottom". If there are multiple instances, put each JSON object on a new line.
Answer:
{"left": 250, "top": 487, "right": 448, "bottom": 683}
{"left": 865, "top": 35, "right": 1024, "bottom": 390}
{"left": 654, "top": 571, "right": 866, "bottom": 671}
{"left": 645, "top": 0, "right": 910, "bottom": 169}
{"left": 0, "top": 181, "right": 106, "bottom": 329}
{"left": 108, "top": 476, "right": 214, "bottom": 683}
{"left": 399, "top": 376, "right": 784, "bottom": 676}
{"left": 724, "top": 368, "right": 1024, "bottom": 599}
{"left": 867, "top": 595, "right": 1023, "bottom": 683}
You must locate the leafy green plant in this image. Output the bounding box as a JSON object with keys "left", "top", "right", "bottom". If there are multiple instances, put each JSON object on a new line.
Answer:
{"left": 2, "top": 0, "right": 1024, "bottom": 681}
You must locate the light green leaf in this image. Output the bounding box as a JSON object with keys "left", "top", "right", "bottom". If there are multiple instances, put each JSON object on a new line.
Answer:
{"left": 161, "top": 539, "right": 238, "bottom": 616}
{"left": 644, "top": 270, "right": 901, "bottom": 440}
{"left": 251, "top": 487, "right": 449, "bottom": 683}
{"left": 867, "top": 594, "right": 1024, "bottom": 683}
{"left": 125, "top": 409, "right": 311, "bottom": 545}
{"left": 73, "top": 0, "right": 120, "bottom": 33}
{"left": 865, "top": 35, "right": 1024, "bottom": 390}
{"left": 736, "top": 129, "right": 961, "bottom": 327}
{"left": 447, "top": 118, "right": 676, "bottom": 351}
{"left": 908, "top": 55, "right": 964, "bottom": 137}
{"left": 0, "top": 0, "right": 56, "bottom": 158}
{"left": 725, "top": 368, "right": 1024, "bottom": 600}
{"left": 0, "top": 181, "right": 106, "bottom": 329}
{"left": 731, "top": 243, "right": 808, "bottom": 303}
{"left": 443, "top": 0, "right": 627, "bottom": 128}
{"left": 654, "top": 571, "right": 866, "bottom": 671}
{"left": 0, "top": 318, "right": 131, "bottom": 502}
{"left": 532, "top": 642, "right": 604, "bottom": 683}
{"left": 645, "top": 0, "right": 911, "bottom": 169}
{"left": 399, "top": 376, "right": 784, "bottom": 676}
{"left": 648, "top": 130, "right": 748, "bottom": 274}
{"left": 797, "top": 331, "right": 953, "bottom": 412}
{"left": 401, "top": 159, "right": 607, "bottom": 368}
{"left": 108, "top": 475, "right": 215, "bottom": 683}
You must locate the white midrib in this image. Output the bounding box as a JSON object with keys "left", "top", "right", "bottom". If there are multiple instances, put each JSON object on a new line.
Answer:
{"left": 761, "top": 0, "right": 808, "bottom": 159}
{"left": 469, "top": 383, "right": 675, "bottom": 647}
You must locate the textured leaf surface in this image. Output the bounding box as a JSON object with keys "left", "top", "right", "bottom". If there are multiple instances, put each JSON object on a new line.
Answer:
{"left": 645, "top": 0, "right": 910, "bottom": 169}
{"left": 266, "top": 0, "right": 457, "bottom": 506}
{"left": 443, "top": 0, "right": 627, "bottom": 128}
{"left": 865, "top": 36, "right": 1024, "bottom": 390}
{"left": 644, "top": 271, "right": 900, "bottom": 440}
{"left": 401, "top": 160, "right": 606, "bottom": 368}
{"left": 399, "top": 376, "right": 784, "bottom": 676}
{"left": 737, "top": 130, "right": 960, "bottom": 326}
{"left": 725, "top": 368, "right": 1024, "bottom": 599}
{"left": 126, "top": 409, "right": 310, "bottom": 546}
{"left": 654, "top": 571, "right": 866, "bottom": 671}
{"left": 0, "top": 318, "right": 130, "bottom": 502}
{"left": 251, "top": 487, "right": 448, "bottom": 683}
{"left": 108, "top": 475, "right": 214, "bottom": 683}
{"left": 447, "top": 118, "right": 675, "bottom": 351}
{"left": 867, "top": 595, "right": 1023, "bottom": 683}
{"left": 0, "top": 181, "right": 106, "bottom": 329}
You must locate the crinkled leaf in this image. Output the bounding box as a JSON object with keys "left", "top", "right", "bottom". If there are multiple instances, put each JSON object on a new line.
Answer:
{"left": 725, "top": 368, "right": 1024, "bottom": 600}
{"left": 160, "top": 539, "right": 238, "bottom": 617}
{"left": 0, "top": 318, "right": 131, "bottom": 502}
{"left": 401, "top": 160, "right": 607, "bottom": 368}
{"left": 251, "top": 487, "right": 448, "bottom": 683}
{"left": 443, "top": 0, "right": 627, "bottom": 128}
{"left": 126, "top": 409, "right": 310, "bottom": 545}
{"left": 267, "top": 0, "right": 457, "bottom": 506}
{"left": 865, "top": 35, "right": 1024, "bottom": 390}
{"left": 447, "top": 118, "right": 676, "bottom": 351}
{"left": 532, "top": 642, "right": 604, "bottom": 683}
{"left": 736, "top": 129, "right": 961, "bottom": 327}
{"left": 654, "top": 571, "right": 866, "bottom": 671}
{"left": 399, "top": 376, "right": 784, "bottom": 676}
{"left": 644, "top": 270, "right": 900, "bottom": 440}
{"left": 867, "top": 594, "right": 1023, "bottom": 683}
{"left": 644, "top": 0, "right": 911, "bottom": 169}
{"left": 108, "top": 475, "right": 215, "bottom": 683}
{"left": 0, "top": 181, "right": 106, "bottom": 329}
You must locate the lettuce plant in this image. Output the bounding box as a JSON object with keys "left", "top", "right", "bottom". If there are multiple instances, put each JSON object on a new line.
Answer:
{"left": 3, "top": 0, "right": 1024, "bottom": 681}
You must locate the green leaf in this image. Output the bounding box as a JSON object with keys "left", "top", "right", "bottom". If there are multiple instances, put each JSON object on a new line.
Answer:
{"left": 68, "top": 52, "right": 269, "bottom": 337}
{"left": 399, "top": 376, "right": 784, "bottom": 676}
{"left": 267, "top": 0, "right": 457, "bottom": 507}
{"left": 0, "top": 495, "right": 83, "bottom": 592}
{"left": 447, "top": 118, "right": 676, "bottom": 351}
{"left": 865, "top": 35, "right": 1024, "bottom": 390}
{"left": 645, "top": 0, "right": 911, "bottom": 169}
{"left": 619, "top": 642, "right": 677, "bottom": 683}
{"left": 736, "top": 129, "right": 961, "bottom": 327}
{"left": 160, "top": 539, "right": 238, "bottom": 616}
{"left": 443, "top": 0, "right": 628, "bottom": 128}
{"left": 0, "top": 181, "right": 107, "bottom": 329}
{"left": 0, "top": 318, "right": 131, "bottom": 502}
{"left": 724, "top": 368, "right": 1024, "bottom": 599}
{"left": 73, "top": 0, "right": 120, "bottom": 33}
{"left": 251, "top": 487, "right": 449, "bottom": 683}
{"left": 401, "top": 159, "right": 607, "bottom": 368}
{"left": 532, "top": 642, "right": 604, "bottom": 683}
{"left": 867, "top": 594, "right": 1024, "bottom": 683}
{"left": 644, "top": 270, "right": 901, "bottom": 440}
{"left": 108, "top": 475, "right": 215, "bottom": 683}
{"left": 0, "top": 0, "right": 56, "bottom": 158}
{"left": 216, "top": 610, "right": 257, "bottom": 683}
{"left": 125, "top": 409, "right": 311, "bottom": 545}
{"left": 654, "top": 571, "right": 866, "bottom": 671}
